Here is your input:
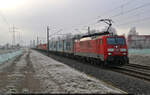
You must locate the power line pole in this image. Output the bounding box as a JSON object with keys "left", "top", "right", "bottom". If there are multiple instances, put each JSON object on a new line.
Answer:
{"left": 19, "top": 31, "right": 23, "bottom": 47}
{"left": 10, "top": 25, "right": 18, "bottom": 47}
{"left": 30, "top": 40, "right": 32, "bottom": 48}
{"left": 18, "top": 31, "right": 21, "bottom": 46}
{"left": 37, "top": 36, "right": 39, "bottom": 46}
{"left": 88, "top": 26, "right": 90, "bottom": 35}
{"left": 13, "top": 26, "right": 15, "bottom": 46}
{"left": 33, "top": 40, "right": 35, "bottom": 48}
{"left": 47, "top": 26, "right": 50, "bottom": 54}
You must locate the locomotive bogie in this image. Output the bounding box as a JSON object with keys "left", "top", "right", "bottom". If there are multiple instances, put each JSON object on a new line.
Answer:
{"left": 105, "top": 56, "right": 129, "bottom": 66}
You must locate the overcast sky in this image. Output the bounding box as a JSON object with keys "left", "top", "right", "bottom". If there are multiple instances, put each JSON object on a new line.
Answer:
{"left": 0, "top": 0, "right": 150, "bottom": 45}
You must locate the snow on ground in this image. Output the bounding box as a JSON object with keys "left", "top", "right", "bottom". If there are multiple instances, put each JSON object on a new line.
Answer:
{"left": 4, "top": 53, "right": 27, "bottom": 93}
{"left": 0, "top": 49, "right": 42, "bottom": 93}
{"left": 129, "top": 54, "right": 150, "bottom": 66}
{"left": 30, "top": 50, "right": 125, "bottom": 94}
{"left": 0, "top": 51, "right": 27, "bottom": 93}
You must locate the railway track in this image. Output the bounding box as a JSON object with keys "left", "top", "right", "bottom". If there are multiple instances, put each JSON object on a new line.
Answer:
{"left": 35, "top": 50, "right": 150, "bottom": 94}
{"left": 111, "top": 64, "right": 150, "bottom": 82}
{"left": 126, "top": 64, "right": 150, "bottom": 70}
{"left": 36, "top": 49, "right": 150, "bottom": 82}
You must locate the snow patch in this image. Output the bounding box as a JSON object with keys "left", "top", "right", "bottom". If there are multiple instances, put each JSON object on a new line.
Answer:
{"left": 30, "top": 50, "right": 124, "bottom": 94}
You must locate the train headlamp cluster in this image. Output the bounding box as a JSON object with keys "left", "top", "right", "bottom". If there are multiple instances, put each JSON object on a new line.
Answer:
{"left": 108, "top": 53, "right": 112, "bottom": 55}
{"left": 123, "top": 53, "right": 127, "bottom": 55}
{"left": 108, "top": 48, "right": 127, "bottom": 52}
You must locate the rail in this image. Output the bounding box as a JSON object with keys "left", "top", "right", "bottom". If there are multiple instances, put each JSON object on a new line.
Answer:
{"left": 111, "top": 64, "right": 150, "bottom": 82}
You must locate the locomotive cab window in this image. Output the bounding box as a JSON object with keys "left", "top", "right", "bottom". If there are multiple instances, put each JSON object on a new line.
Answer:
{"left": 117, "top": 38, "right": 125, "bottom": 45}
{"left": 107, "top": 37, "right": 125, "bottom": 45}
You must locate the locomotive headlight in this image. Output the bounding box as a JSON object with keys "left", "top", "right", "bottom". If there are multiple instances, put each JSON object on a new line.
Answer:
{"left": 107, "top": 48, "right": 114, "bottom": 52}
{"left": 108, "top": 53, "right": 112, "bottom": 55}
{"left": 123, "top": 53, "right": 127, "bottom": 55}
{"left": 120, "top": 48, "right": 127, "bottom": 52}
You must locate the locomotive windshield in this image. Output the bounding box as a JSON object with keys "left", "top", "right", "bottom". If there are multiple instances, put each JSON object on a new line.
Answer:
{"left": 107, "top": 37, "right": 125, "bottom": 45}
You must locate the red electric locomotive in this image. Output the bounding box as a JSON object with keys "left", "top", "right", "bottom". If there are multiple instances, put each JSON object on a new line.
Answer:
{"left": 74, "top": 33, "right": 129, "bottom": 66}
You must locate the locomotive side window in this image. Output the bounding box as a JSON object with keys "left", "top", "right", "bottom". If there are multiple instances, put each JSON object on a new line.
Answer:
{"left": 107, "top": 37, "right": 125, "bottom": 45}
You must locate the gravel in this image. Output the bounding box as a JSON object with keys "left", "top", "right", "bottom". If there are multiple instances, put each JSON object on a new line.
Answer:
{"left": 129, "top": 54, "right": 150, "bottom": 66}
{"left": 38, "top": 50, "right": 150, "bottom": 95}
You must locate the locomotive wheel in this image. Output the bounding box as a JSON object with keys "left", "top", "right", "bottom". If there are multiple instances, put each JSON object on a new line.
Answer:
{"left": 104, "top": 61, "right": 108, "bottom": 65}
{"left": 121, "top": 57, "right": 129, "bottom": 65}
{"left": 100, "top": 62, "right": 105, "bottom": 67}
{"left": 90, "top": 59, "right": 95, "bottom": 64}
{"left": 124, "top": 59, "right": 129, "bottom": 64}
{"left": 94, "top": 59, "right": 99, "bottom": 65}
